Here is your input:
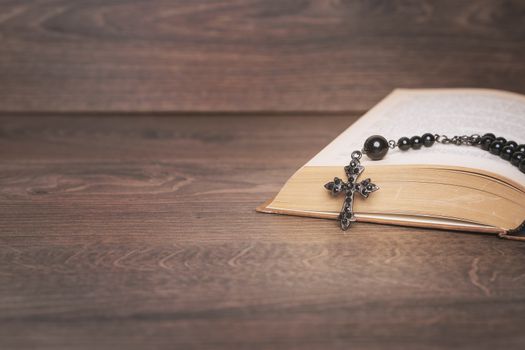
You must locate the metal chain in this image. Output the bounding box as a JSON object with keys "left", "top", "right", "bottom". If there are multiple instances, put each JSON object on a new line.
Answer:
{"left": 434, "top": 133, "right": 481, "bottom": 146}
{"left": 351, "top": 150, "right": 362, "bottom": 160}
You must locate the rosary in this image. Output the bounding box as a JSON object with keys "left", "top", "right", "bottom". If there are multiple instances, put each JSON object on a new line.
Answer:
{"left": 324, "top": 133, "right": 525, "bottom": 231}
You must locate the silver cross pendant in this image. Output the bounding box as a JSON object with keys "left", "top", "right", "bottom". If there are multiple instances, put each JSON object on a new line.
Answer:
{"left": 324, "top": 151, "right": 379, "bottom": 230}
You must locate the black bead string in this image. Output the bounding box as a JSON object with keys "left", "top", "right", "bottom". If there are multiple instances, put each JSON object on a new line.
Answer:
{"left": 362, "top": 133, "right": 525, "bottom": 174}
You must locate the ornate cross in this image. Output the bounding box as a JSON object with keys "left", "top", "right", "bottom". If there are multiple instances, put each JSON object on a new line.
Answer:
{"left": 324, "top": 152, "right": 379, "bottom": 230}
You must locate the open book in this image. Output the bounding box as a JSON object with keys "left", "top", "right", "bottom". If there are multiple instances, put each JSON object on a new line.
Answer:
{"left": 258, "top": 89, "right": 525, "bottom": 235}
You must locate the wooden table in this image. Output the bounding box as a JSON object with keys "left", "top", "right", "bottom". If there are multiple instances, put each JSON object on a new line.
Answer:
{"left": 2, "top": 1, "right": 525, "bottom": 349}
{"left": 1, "top": 114, "right": 524, "bottom": 349}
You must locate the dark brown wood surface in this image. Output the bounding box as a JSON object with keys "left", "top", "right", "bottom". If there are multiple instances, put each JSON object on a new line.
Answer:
{"left": 1, "top": 114, "right": 525, "bottom": 349}
{"left": 2, "top": 0, "right": 525, "bottom": 348}
{"left": 1, "top": 0, "right": 525, "bottom": 112}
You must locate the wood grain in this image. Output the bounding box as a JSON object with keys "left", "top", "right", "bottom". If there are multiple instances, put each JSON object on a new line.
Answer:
{"left": 1, "top": 0, "right": 525, "bottom": 112}
{"left": 1, "top": 114, "right": 525, "bottom": 349}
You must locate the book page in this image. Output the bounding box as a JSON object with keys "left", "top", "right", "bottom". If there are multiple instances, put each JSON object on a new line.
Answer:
{"left": 307, "top": 89, "right": 525, "bottom": 187}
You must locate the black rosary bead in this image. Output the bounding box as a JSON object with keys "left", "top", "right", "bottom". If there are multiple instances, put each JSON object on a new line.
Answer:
{"left": 421, "top": 133, "right": 435, "bottom": 147}
{"left": 398, "top": 137, "right": 411, "bottom": 151}
{"left": 363, "top": 135, "right": 389, "bottom": 160}
{"left": 480, "top": 135, "right": 495, "bottom": 150}
{"left": 505, "top": 141, "right": 518, "bottom": 149}
{"left": 410, "top": 136, "right": 422, "bottom": 149}
{"left": 516, "top": 144, "right": 525, "bottom": 154}
{"left": 520, "top": 159, "right": 525, "bottom": 174}
{"left": 511, "top": 152, "right": 525, "bottom": 167}
{"left": 500, "top": 146, "right": 514, "bottom": 161}
{"left": 495, "top": 137, "right": 507, "bottom": 144}
{"left": 489, "top": 140, "right": 504, "bottom": 155}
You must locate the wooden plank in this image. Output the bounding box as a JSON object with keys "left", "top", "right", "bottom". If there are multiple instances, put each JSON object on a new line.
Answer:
{"left": 1, "top": 0, "right": 524, "bottom": 112}
{"left": 1, "top": 114, "right": 525, "bottom": 349}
